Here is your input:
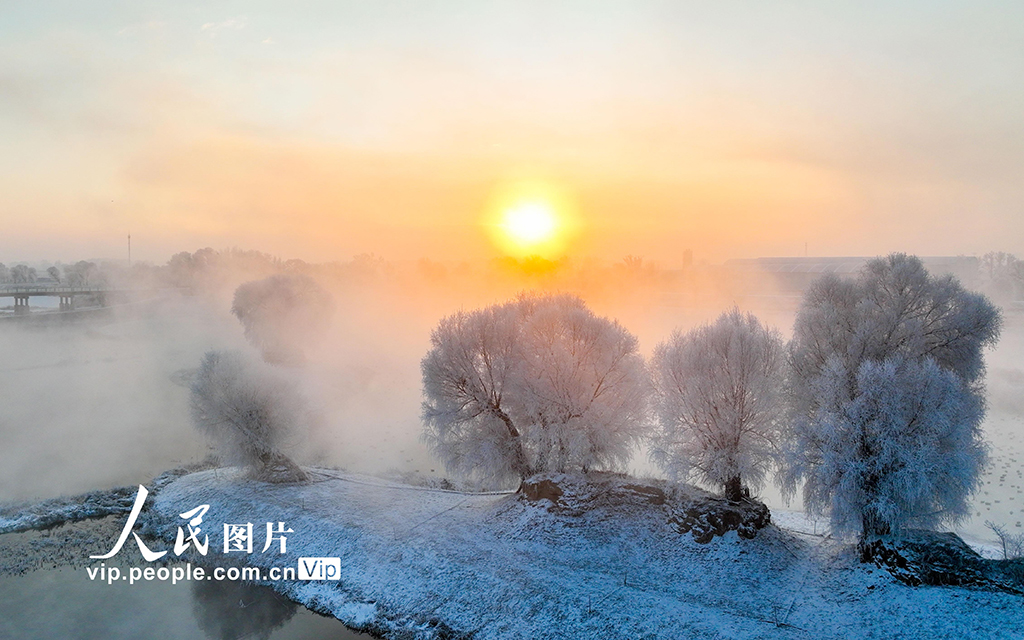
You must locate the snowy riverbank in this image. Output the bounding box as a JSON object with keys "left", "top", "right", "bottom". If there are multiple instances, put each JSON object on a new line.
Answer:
{"left": 148, "top": 468, "right": 1024, "bottom": 639}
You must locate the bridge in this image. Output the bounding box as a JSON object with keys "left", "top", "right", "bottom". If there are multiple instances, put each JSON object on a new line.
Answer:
{"left": 0, "top": 284, "right": 124, "bottom": 314}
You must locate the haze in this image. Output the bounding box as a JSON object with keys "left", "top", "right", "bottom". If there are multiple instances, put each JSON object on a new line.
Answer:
{"left": 3, "top": 1, "right": 1024, "bottom": 264}
{"left": 2, "top": 2, "right": 1024, "bottom": 547}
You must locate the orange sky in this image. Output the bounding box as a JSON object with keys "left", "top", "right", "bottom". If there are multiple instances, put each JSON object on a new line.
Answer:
{"left": 2, "top": 2, "right": 1023, "bottom": 265}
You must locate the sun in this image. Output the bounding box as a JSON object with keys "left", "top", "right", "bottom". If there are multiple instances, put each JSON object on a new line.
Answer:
{"left": 483, "top": 180, "right": 579, "bottom": 259}
{"left": 502, "top": 202, "right": 558, "bottom": 247}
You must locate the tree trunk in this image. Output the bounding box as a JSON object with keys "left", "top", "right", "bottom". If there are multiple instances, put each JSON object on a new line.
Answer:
{"left": 861, "top": 511, "right": 891, "bottom": 539}
{"left": 860, "top": 475, "right": 890, "bottom": 539}
{"left": 494, "top": 407, "right": 532, "bottom": 485}
{"left": 724, "top": 476, "right": 744, "bottom": 502}
{"left": 256, "top": 451, "right": 309, "bottom": 484}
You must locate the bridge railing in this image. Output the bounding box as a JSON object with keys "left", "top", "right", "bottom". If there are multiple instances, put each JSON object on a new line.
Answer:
{"left": 0, "top": 284, "right": 115, "bottom": 295}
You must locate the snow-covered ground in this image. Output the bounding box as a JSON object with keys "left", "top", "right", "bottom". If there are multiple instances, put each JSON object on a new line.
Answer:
{"left": 153, "top": 469, "right": 1024, "bottom": 640}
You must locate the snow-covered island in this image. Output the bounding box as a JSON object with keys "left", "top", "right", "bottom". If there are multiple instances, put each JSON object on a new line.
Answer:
{"left": 151, "top": 469, "right": 1024, "bottom": 640}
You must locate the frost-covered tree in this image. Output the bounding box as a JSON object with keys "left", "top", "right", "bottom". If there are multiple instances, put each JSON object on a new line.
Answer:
{"left": 650, "top": 310, "right": 784, "bottom": 502}
{"left": 789, "top": 254, "right": 1000, "bottom": 395}
{"left": 10, "top": 264, "right": 36, "bottom": 283}
{"left": 63, "top": 261, "right": 99, "bottom": 287}
{"left": 231, "top": 274, "right": 334, "bottom": 364}
{"left": 985, "top": 521, "right": 1024, "bottom": 560}
{"left": 0, "top": 263, "right": 9, "bottom": 283}
{"left": 784, "top": 254, "right": 1001, "bottom": 539}
{"left": 795, "top": 356, "right": 986, "bottom": 536}
{"left": 46, "top": 266, "right": 61, "bottom": 283}
{"left": 979, "top": 251, "right": 1024, "bottom": 302}
{"left": 516, "top": 295, "right": 650, "bottom": 475}
{"left": 190, "top": 350, "right": 308, "bottom": 483}
{"left": 421, "top": 301, "right": 529, "bottom": 484}
{"left": 421, "top": 294, "right": 649, "bottom": 487}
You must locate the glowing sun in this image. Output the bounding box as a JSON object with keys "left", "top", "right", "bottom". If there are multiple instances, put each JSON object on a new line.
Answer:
{"left": 483, "top": 180, "right": 579, "bottom": 258}
{"left": 502, "top": 202, "right": 558, "bottom": 247}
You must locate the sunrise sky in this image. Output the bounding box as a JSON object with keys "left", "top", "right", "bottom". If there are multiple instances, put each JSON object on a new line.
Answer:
{"left": 2, "top": 1, "right": 1023, "bottom": 265}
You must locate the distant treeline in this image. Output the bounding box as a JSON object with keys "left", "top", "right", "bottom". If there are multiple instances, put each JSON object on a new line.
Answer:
{"left": 6, "top": 249, "right": 1023, "bottom": 307}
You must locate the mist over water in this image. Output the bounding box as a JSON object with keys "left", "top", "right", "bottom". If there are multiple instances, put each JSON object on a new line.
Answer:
{"left": 2, "top": 5, "right": 1022, "bottom": 637}
{"left": 1, "top": 255, "right": 1021, "bottom": 543}
{"left": 0, "top": 298, "right": 237, "bottom": 501}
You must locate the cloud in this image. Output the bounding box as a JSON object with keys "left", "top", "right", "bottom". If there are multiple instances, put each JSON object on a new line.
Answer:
{"left": 200, "top": 17, "right": 247, "bottom": 36}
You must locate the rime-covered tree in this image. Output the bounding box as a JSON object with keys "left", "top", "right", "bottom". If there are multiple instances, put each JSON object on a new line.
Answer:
{"left": 10, "top": 264, "right": 36, "bottom": 283}
{"left": 784, "top": 253, "right": 1000, "bottom": 539}
{"left": 231, "top": 274, "right": 333, "bottom": 364}
{"left": 979, "top": 251, "right": 1024, "bottom": 302}
{"left": 421, "top": 294, "right": 649, "bottom": 487}
{"left": 63, "top": 261, "right": 99, "bottom": 287}
{"left": 516, "top": 295, "right": 650, "bottom": 475}
{"left": 650, "top": 310, "right": 784, "bottom": 502}
{"left": 986, "top": 521, "right": 1024, "bottom": 560}
{"left": 190, "top": 350, "right": 308, "bottom": 483}
{"left": 796, "top": 356, "right": 986, "bottom": 537}
{"left": 421, "top": 300, "right": 529, "bottom": 484}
